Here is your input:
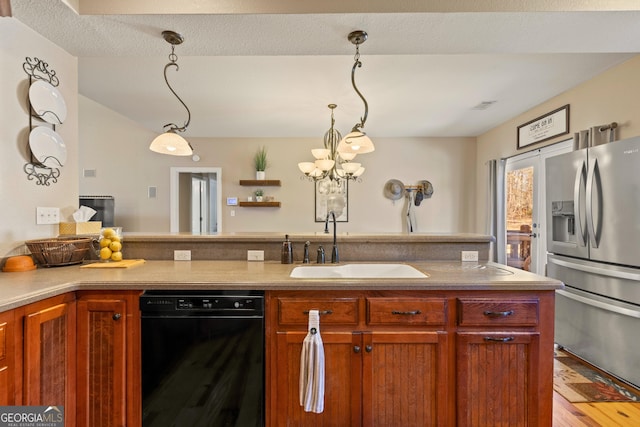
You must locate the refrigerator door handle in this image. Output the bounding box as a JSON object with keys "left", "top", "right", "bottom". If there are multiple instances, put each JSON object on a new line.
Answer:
{"left": 549, "top": 255, "right": 640, "bottom": 281}
{"left": 585, "top": 157, "right": 599, "bottom": 248}
{"left": 557, "top": 289, "right": 640, "bottom": 319}
{"left": 573, "top": 160, "right": 587, "bottom": 247}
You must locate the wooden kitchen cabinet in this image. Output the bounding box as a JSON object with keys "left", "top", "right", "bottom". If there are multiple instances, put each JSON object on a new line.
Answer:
{"left": 268, "top": 290, "right": 555, "bottom": 427}
{"left": 76, "top": 290, "right": 142, "bottom": 427}
{"left": 268, "top": 292, "right": 449, "bottom": 427}
{"left": 456, "top": 332, "right": 539, "bottom": 426}
{"left": 21, "top": 293, "right": 77, "bottom": 426}
{"left": 0, "top": 309, "right": 16, "bottom": 406}
{"left": 275, "top": 330, "right": 362, "bottom": 426}
{"left": 455, "top": 296, "right": 550, "bottom": 427}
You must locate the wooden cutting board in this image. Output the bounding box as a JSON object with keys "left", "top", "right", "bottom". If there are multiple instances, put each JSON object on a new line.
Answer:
{"left": 81, "top": 259, "right": 145, "bottom": 268}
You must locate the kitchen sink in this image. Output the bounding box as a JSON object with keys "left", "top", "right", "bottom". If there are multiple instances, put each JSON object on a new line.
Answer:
{"left": 290, "top": 263, "right": 428, "bottom": 279}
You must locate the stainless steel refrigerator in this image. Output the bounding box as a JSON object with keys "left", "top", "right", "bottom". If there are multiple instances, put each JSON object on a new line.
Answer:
{"left": 546, "top": 135, "right": 640, "bottom": 388}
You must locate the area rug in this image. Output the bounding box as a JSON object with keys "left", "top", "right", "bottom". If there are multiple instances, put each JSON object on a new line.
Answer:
{"left": 554, "top": 349, "right": 640, "bottom": 403}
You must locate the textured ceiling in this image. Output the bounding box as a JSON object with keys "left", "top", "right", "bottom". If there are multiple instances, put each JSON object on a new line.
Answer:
{"left": 11, "top": 0, "right": 640, "bottom": 138}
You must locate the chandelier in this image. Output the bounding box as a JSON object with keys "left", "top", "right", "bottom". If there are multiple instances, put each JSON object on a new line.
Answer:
{"left": 149, "top": 30, "right": 193, "bottom": 156}
{"left": 298, "top": 30, "right": 374, "bottom": 183}
{"left": 298, "top": 104, "right": 364, "bottom": 182}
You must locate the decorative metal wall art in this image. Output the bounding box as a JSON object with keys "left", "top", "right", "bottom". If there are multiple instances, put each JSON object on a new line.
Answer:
{"left": 23, "top": 56, "right": 67, "bottom": 186}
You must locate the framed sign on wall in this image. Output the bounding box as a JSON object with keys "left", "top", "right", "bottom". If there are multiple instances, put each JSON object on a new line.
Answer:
{"left": 517, "top": 104, "right": 569, "bottom": 149}
{"left": 315, "top": 178, "right": 348, "bottom": 222}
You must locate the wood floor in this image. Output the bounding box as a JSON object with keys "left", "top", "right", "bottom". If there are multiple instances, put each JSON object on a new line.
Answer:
{"left": 553, "top": 390, "right": 640, "bottom": 426}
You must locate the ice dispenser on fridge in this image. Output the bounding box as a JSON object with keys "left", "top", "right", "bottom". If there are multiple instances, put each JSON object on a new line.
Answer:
{"left": 550, "top": 200, "right": 575, "bottom": 244}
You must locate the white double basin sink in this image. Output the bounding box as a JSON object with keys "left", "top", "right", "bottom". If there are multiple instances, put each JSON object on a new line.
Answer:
{"left": 290, "top": 263, "right": 429, "bottom": 279}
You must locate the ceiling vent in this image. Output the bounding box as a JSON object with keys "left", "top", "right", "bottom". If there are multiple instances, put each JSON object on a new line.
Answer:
{"left": 472, "top": 101, "right": 497, "bottom": 110}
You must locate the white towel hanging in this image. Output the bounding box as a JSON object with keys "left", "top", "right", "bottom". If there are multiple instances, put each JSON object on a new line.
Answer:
{"left": 299, "top": 309, "right": 325, "bottom": 413}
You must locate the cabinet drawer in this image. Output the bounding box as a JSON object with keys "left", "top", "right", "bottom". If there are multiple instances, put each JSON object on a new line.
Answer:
{"left": 277, "top": 298, "right": 359, "bottom": 325}
{"left": 366, "top": 298, "right": 446, "bottom": 326}
{"left": 457, "top": 298, "right": 539, "bottom": 326}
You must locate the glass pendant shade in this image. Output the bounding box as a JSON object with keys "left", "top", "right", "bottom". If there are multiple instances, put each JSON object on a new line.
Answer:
{"left": 298, "top": 162, "right": 316, "bottom": 174}
{"left": 149, "top": 130, "right": 193, "bottom": 156}
{"left": 315, "top": 159, "right": 336, "bottom": 171}
{"left": 338, "top": 151, "right": 357, "bottom": 161}
{"left": 337, "top": 131, "right": 375, "bottom": 154}
{"left": 341, "top": 162, "right": 361, "bottom": 174}
{"left": 312, "top": 148, "right": 331, "bottom": 159}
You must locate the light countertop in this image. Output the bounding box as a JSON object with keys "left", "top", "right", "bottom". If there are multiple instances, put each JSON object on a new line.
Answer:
{"left": 0, "top": 260, "right": 562, "bottom": 312}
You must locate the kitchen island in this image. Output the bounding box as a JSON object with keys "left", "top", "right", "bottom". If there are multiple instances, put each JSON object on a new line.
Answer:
{"left": 0, "top": 258, "right": 561, "bottom": 427}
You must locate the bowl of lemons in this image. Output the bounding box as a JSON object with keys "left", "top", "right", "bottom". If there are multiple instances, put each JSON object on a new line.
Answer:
{"left": 98, "top": 227, "right": 123, "bottom": 262}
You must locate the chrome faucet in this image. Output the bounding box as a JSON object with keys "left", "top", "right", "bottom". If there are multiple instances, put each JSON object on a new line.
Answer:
{"left": 324, "top": 211, "right": 339, "bottom": 263}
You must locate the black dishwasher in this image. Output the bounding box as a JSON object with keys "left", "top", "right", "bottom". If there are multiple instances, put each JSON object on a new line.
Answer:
{"left": 140, "top": 290, "right": 264, "bottom": 427}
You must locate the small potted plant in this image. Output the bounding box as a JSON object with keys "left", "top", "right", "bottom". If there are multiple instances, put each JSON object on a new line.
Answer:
{"left": 254, "top": 189, "right": 264, "bottom": 202}
{"left": 254, "top": 146, "right": 268, "bottom": 180}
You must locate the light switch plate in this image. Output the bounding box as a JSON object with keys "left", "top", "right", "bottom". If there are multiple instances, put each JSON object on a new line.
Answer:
{"left": 36, "top": 207, "right": 60, "bottom": 224}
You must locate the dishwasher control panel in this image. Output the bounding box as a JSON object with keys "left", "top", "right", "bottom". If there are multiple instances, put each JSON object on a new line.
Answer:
{"left": 140, "top": 291, "right": 264, "bottom": 316}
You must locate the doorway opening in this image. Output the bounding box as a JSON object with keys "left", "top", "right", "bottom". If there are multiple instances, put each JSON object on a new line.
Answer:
{"left": 170, "top": 167, "right": 222, "bottom": 233}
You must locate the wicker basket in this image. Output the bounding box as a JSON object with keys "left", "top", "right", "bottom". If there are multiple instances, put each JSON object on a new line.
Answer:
{"left": 26, "top": 237, "right": 93, "bottom": 267}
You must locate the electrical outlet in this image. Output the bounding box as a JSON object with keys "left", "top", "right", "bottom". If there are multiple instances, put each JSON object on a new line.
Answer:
{"left": 36, "top": 207, "right": 60, "bottom": 225}
{"left": 174, "top": 250, "right": 191, "bottom": 261}
{"left": 247, "top": 250, "right": 264, "bottom": 261}
{"left": 461, "top": 251, "right": 479, "bottom": 262}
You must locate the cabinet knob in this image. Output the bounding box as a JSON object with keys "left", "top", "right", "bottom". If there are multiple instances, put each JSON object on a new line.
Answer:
{"left": 353, "top": 345, "right": 361, "bottom": 353}
{"left": 112, "top": 313, "right": 122, "bottom": 321}
{"left": 365, "top": 345, "right": 373, "bottom": 353}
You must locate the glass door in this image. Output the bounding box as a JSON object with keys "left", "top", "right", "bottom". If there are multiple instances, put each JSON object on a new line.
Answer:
{"left": 505, "top": 157, "right": 537, "bottom": 272}
{"left": 503, "top": 140, "right": 572, "bottom": 274}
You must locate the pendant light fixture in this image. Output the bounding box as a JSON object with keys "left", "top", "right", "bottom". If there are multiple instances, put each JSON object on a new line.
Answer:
{"left": 337, "top": 30, "right": 375, "bottom": 155}
{"left": 149, "top": 30, "right": 193, "bottom": 156}
{"left": 298, "top": 104, "right": 365, "bottom": 182}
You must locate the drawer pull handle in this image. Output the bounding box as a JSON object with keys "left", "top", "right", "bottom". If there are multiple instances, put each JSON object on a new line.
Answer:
{"left": 112, "top": 313, "right": 122, "bottom": 321}
{"left": 391, "top": 310, "right": 422, "bottom": 316}
{"left": 483, "top": 310, "right": 514, "bottom": 318}
{"left": 303, "top": 310, "right": 333, "bottom": 316}
{"left": 484, "top": 336, "right": 515, "bottom": 343}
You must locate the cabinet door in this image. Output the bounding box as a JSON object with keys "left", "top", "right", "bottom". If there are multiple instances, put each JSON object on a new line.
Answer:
{"left": 456, "top": 332, "right": 540, "bottom": 427}
{"left": 274, "top": 331, "right": 362, "bottom": 426}
{"left": 362, "top": 331, "right": 449, "bottom": 427}
{"left": 0, "top": 310, "right": 16, "bottom": 405}
{"left": 76, "top": 296, "right": 127, "bottom": 427}
{"left": 23, "top": 299, "right": 76, "bottom": 425}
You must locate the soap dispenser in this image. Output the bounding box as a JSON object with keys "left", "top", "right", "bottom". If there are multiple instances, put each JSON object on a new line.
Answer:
{"left": 281, "top": 234, "right": 293, "bottom": 264}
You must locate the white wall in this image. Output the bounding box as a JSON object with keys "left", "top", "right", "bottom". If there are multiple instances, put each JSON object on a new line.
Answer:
{"left": 475, "top": 55, "right": 640, "bottom": 234}
{"left": 0, "top": 18, "right": 78, "bottom": 257}
{"left": 79, "top": 94, "right": 477, "bottom": 234}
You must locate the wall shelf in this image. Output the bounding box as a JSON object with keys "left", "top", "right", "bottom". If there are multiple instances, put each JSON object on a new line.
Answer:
{"left": 239, "top": 201, "right": 281, "bottom": 208}
{"left": 239, "top": 180, "right": 281, "bottom": 186}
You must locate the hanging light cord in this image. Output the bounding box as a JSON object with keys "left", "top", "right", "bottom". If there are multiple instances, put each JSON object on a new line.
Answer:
{"left": 163, "top": 44, "right": 191, "bottom": 133}
{"left": 350, "top": 42, "right": 368, "bottom": 132}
